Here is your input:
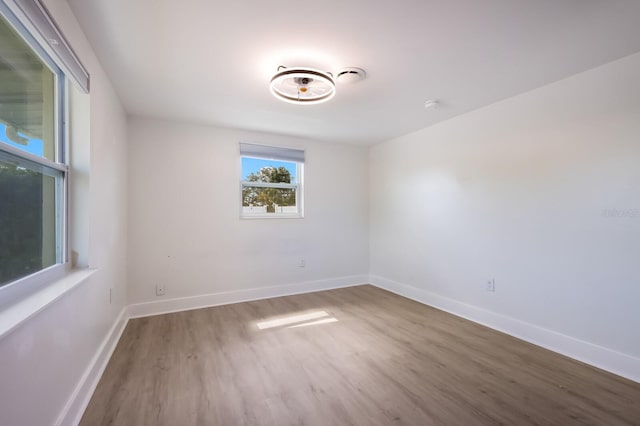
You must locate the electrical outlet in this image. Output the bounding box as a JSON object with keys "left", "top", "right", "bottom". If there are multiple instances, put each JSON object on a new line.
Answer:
{"left": 486, "top": 279, "right": 495, "bottom": 292}
{"left": 156, "top": 284, "right": 166, "bottom": 296}
{"left": 299, "top": 258, "right": 306, "bottom": 268}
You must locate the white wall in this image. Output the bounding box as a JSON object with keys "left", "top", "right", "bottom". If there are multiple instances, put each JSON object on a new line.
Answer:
{"left": 370, "top": 53, "right": 640, "bottom": 377}
{"left": 127, "top": 118, "right": 369, "bottom": 305}
{"left": 0, "top": 0, "right": 128, "bottom": 424}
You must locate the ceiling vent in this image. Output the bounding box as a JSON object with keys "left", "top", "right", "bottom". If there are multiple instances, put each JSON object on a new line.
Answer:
{"left": 336, "top": 67, "right": 366, "bottom": 84}
{"left": 270, "top": 66, "right": 336, "bottom": 105}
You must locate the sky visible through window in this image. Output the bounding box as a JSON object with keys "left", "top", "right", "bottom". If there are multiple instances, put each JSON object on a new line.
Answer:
{"left": 242, "top": 157, "right": 297, "bottom": 183}
{"left": 0, "top": 123, "right": 44, "bottom": 157}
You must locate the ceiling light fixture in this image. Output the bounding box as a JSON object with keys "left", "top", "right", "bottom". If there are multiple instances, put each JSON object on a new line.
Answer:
{"left": 270, "top": 66, "right": 336, "bottom": 105}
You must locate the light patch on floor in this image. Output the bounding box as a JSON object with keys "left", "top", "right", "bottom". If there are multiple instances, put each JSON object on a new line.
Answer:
{"left": 287, "top": 317, "right": 339, "bottom": 328}
{"left": 257, "top": 310, "right": 335, "bottom": 329}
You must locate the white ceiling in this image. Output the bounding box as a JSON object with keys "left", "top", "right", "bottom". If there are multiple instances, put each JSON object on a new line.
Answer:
{"left": 68, "top": 0, "right": 640, "bottom": 145}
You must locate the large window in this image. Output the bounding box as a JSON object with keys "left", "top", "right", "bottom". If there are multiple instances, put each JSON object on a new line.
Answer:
{"left": 240, "top": 143, "right": 304, "bottom": 218}
{"left": 0, "top": 5, "right": 67, "bottom": 288}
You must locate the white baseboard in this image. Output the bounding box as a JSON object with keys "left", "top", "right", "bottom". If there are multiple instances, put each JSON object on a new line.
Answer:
{"left": 56, "top": 307, "right": 129, "bottom": 426}
{"left": 369, "top": 275, "right": 640, "bottom": 384}
{"left": 128, "top": 275, "right": 370, "bottom": 319}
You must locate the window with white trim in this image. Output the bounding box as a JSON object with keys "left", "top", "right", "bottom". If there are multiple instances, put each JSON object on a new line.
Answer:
{"left": 0, "top": 0, "right": 89, "bottom": 290}
{"left": 240, "top": 143, "right": 304, "bottom": 218}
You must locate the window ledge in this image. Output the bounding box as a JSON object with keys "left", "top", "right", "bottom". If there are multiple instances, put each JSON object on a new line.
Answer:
{"left": 0, "top": 268, "right": 96, "bottom": 340}
{"left": 240, "top": 214, "right": 304, "bottom": 220}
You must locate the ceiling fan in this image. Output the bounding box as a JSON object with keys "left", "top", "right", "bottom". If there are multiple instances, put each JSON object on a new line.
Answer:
{"left": 270, "top": 66, "right": 336, "bottom": 105}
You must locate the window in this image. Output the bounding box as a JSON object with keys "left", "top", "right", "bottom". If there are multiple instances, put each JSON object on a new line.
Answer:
{"left": 240, "top": 143, "right": 304, "bottom": 218}
{"left": 0, "top": 1, "right": 88, "bottom": 291}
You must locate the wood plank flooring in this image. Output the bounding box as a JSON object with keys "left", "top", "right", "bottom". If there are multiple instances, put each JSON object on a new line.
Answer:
{"left": 81, "top": 285, "right": 640, "bottom": 425}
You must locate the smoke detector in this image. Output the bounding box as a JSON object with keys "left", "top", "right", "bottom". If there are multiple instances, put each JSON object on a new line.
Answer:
{"left": 270, "top": 66, "right": 336, "bottom": 105}
{"left": 336, "top": 67, "right": 366, "bottom": 84}
{"left": 424, "top": 99, "right": 439, "bottom": 109}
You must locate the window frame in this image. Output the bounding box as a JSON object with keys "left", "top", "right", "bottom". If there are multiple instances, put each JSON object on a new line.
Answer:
{"left": 0, "top": 2, "right": 70, "bottom": 298}
{"left": 239, "top": 149, "right": 305, "bottom": 220}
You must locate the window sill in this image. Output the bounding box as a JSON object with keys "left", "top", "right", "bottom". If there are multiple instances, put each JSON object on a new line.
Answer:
{"left": 0, "top": 268, "right": 96, "bottom": 340}
{"left": 240, "top": 214, "right": 304, "bottom": 220}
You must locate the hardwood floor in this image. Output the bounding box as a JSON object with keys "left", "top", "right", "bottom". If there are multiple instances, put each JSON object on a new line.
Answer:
{"left": 81, "top": 285, "right": 640, "bottom": 425}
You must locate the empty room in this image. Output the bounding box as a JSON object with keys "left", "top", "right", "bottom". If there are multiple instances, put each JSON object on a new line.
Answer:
{"left": 1, "top": 0, "right": 640, "bottom": 425}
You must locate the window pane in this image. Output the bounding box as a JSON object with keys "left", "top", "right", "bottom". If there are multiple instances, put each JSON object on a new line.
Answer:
{"left": 0, "top": 157, "right": 60, "bottom": 286}
{"left": 0, "top": 14, "right": 56, "bottom": 161}
{"left": 242, "top": 186, "right": 297, "bottom": 214}
{"left": 241, "top": 157, "right": 297, "bottom": 183}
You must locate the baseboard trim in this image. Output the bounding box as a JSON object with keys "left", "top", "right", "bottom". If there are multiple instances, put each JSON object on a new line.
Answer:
{"left": 128, "top": 275, "right": 370, "bottom": 319}
{"left": 369, "top": 275, "right": 640, "bottom": 384}
{"left": 56, "top": 307, "right": 129, "bottom": 426}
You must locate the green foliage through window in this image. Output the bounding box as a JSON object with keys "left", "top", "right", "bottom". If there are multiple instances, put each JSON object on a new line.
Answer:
{"left": 0, "top": 161, "right": 55, "bottom": 285}
{"left": 242, "top": 166, "right": 296, "bottom": 213}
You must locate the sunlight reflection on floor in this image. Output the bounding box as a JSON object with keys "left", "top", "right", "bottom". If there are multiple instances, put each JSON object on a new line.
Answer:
{"left": 287, "top": 317, "right": 339, "bottom": 328}
{"left": 256, "top": 310, "right": 338, "bottom": 330}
